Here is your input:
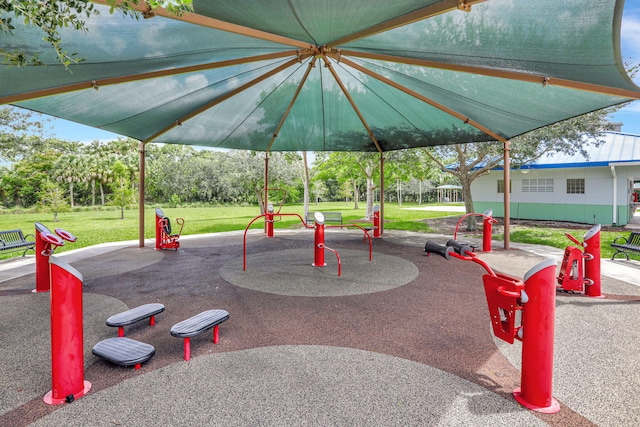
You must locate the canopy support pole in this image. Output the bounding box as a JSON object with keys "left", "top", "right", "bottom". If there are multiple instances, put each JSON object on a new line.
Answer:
{"left": 139, "top": 141, "right": 146, "bottom": 248}
{"left": 380, "top": 152, "right": 385, "bottom": 236}
{"left": 503, "top": 140, "right": 511, "bottom": 250}
{"left": 263, "top": 153, "right": 269, "bottom": 232}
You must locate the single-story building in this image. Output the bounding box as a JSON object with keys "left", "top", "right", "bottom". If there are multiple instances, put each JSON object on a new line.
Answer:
{"left": 471, "top": 131, "right": 640, "bottom": 226}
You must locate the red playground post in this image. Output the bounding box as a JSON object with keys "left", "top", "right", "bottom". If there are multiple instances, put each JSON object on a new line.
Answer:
{"left": 482, "top": 209, "right": 496, "bottom": 252}
{"left": 34, "top": 222, "right": 75, "bottom": 293}
{"left": 583, "top": 224, "right": 603, "bottom": 297}
{"left": 313, "top": 212, "right": 326, "bottom": 267}
{"left": 266, "top": 204, "right": 275, "bottom": 238}
{"left": 44, "top": 257, "right": 91, "bottom": 405}
{"left": 513, "top": 258, "right": 560, "bottom": 413}
{"left": 373, "top": 204, "right": 381, "bottom": 238}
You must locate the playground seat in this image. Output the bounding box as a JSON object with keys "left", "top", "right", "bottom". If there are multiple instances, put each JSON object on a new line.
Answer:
{"left": 92, "top": 337, "right": 155, "bottom": 370}
{"left": 170, "top": 309, "right": 229, "bottom": 361}
{"left": 155, "top": 208, "right": 184, "bottom": 250}
{"left": 106, "top": 303, "right": 165, "bottom": 337}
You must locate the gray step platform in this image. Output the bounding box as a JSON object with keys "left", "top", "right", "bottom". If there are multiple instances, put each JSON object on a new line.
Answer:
{"left": 106, "top": 303, "right": 165, "bottom": 337}
{"left": 92, "top": 337, "right": 155, "bottom": 370}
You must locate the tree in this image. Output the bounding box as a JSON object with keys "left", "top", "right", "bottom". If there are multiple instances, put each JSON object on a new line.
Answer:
{"left": 422, "top": 108, "right": 619, "bottom": 228}
{"left": 1, "top": 0, "right": 193, "bottom": 68}
{"left": 109, "top": 160, "right": 136, "bottom": 219}
{"left": 0, "top": 106, "right": 46, "bottom": 162}
{"left": 38, "top": 180, "right": 68, "bottom": 222}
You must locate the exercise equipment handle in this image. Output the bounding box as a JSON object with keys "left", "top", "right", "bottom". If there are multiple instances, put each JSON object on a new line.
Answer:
{"left": 424, "top": 240, "right": 454, "bottom": 259}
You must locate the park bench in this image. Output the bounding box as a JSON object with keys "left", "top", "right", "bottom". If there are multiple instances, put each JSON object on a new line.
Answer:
{"left": 611, "top": 231, "right": 640, "bottom": 260}
{"left": 305, "top": 211, "right": 343, "bottom": 226}
{"left": 92, "top": 337, "right": 155, "bottom": 370}
{"left": 106, "top": 303, "right": 165, "bottom": 337}
{"left": 170, "top": 309, "right": 230, "bottom": 361}
{"left": 0, "top": 229, "right": 35, "bottom": 256}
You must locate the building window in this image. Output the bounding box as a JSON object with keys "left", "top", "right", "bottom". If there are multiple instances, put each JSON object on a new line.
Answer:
{"left": 497, "top": 180, "right": 511, "bottom": 194}
{"left": 522, "top": 178, "right": 554, "bottom": 193}
{"left": 566, "top": 178, "right": 585, "bottom": 194}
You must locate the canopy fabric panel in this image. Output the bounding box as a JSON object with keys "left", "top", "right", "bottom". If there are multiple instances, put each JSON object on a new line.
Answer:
{"left": 1, "top": 0, "right": 639, "bottom": 152}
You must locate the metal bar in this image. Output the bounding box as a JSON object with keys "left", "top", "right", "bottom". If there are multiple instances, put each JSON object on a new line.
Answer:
{"left": 91, "top": 0, "right": 312, "bottom": 49}
{"left": 321, "top": 56, "right": 383, "bottom": 152}
{"left": 336, "top": 55, "right": 508, "bottom": 142}
{"left": 328, "top": 0, "right": 487, "bottom": 48}
{"left": 340, "top": 50, "right": 640, "bottom": 100}
{"left": 0, "top": 51, "right": 299, "bottom": 104}
{"left": 266, "top": 57, "right": 317, "bottom": 152}
{"left": 143, "top": 56, "right": 308, "bottom": 143}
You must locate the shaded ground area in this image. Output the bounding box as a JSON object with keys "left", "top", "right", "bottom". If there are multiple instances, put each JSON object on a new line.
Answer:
{"left": 0, "top": 230, "right": 638, "bottom": 426}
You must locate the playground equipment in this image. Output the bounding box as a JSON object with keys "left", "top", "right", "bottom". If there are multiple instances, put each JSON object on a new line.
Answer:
{"left": 259, "top": 187, "right": 286, "bottom": 234}
{"left": 372, "top": 204, "right": 381, "bottom": 238}
{"left": 44, "top": 256, "right": 91, "bottom": 404}
{"left": 155, "top": 208, "right": 184, "bottom": 250}
{"left": 453, "top": 209, "right": 497, "bottom": 252}
{"left": 424, "top": 239, "right": 560, "bottom": 413}
{"left": 557, "top": 224, "right": 603, "bottom": 297}
{"left": 243, "top": 211, "right": 372, "bottom": 276}
{"left": 34, "top": 222, "right": 77, "bottom": 293}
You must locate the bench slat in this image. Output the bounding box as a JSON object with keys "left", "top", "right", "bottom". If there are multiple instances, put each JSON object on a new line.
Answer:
{"left": 611, "top": 232, "right": 640, "bottom": 260}
{"left": 106, "top": 303, "right": 165, "bottom": 327}
{"left": 170, "top": 309, "right": 229, "bottom": 338}
{"left": 92, "top": 337, "right": 155, "bottom": 368}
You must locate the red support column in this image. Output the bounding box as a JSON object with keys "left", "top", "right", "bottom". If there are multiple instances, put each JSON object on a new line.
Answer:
{"left": 183, "top": 337, "right": 191, "bottom": 361}
{"left": 266, "top": 204, "right": 275, "bottom": 238}
{"left": 155, "top": 208, "right": 164, "bottom": 250}
{"left": 44, "top": 257, "right": 91, "bottom": 405}
{"left": 313, "top": 213, "right": 326, "bottom": 267}
{"left": 583, "top": 224, "right": 603, "bottom": 298}
{"left": 213, "top": 325, "right": 219, "bottom": 344}
{"left": 482, "top": 209, "right": 496, "bottom": 252}
{"left": 373, "top": 204, "right": 381, "bottom": 238}
{"left": 513, "top": 258, "right": 560, "bottom": 413}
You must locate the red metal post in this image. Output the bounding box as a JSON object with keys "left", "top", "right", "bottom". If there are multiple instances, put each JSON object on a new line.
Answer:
{"left": 266, "top": 204, "right": 275, "bottom": 237}
{"left": 373, "top": 204, "right": 381, "bottom": 238}
{"left": 513, "top": 258, "right": 560, "bottom": 414}
{"left": 34, "top": 223, "right": 65, "bottom": 293}
{"left": 213, "top": 325, "right": 220, "bottom": 344}
{"left": 155, "top": 208, "right": 164, "bottom": 250}
{"left": 183, "top": 337, "right": 191, "bottom": 361}
{"left": 44, "top": 257, "right": 91, "bottom": 405}
{"left": 482, "top": 209, "right": 495, "bottom": 252}
{"left": 34, "top": 223, "right": 51, "bottom": 293}
{"left": 313, "top": 213, "right": 326, "bottom": 267}
{"left": 583, "top": 224, "right": 603, "bottom": 298}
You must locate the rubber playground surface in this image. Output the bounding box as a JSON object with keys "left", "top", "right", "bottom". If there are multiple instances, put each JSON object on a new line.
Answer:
{"left": 0, "top": 229, "right": 638, "bottom": 427}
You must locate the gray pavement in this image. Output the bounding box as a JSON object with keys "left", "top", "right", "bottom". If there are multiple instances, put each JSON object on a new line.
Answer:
{"left": 0, "top": 229, "right": 638, "bottom": 426}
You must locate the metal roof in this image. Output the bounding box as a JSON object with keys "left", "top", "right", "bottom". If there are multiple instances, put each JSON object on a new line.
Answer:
{"left": 526, "top": 132, "right": 640, "bottom": 169}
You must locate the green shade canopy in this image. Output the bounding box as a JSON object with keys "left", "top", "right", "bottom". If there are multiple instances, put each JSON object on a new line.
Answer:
{"left": 1, "top": 0, "right": 639, "bottom": 152}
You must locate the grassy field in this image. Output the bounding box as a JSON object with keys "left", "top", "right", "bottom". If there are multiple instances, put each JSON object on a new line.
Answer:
{"left": 0, "top": 202, "right": 634, "bottom": 261}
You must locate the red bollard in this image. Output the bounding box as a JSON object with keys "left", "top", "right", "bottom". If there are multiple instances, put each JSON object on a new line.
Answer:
{"left": 313, "top": 212, "right": 326, "bottom": 267}
{"left": 373, "top": 204, "right": 381, "bottom": 238}
{"left": 266, "top": 204, "right": 275, "bottom": 238}
{"left": 155, "top": 208, "right": 164, "bottom": 250}
{"left": 513, "top": 258, "right": 560, "bottom": 413}
{"left": 34, "top": 222, "right": 65, "bottom": 293}
{"left": 44, "top": 257, "right": 91, "bottom": 405}
{"left": 583, "top": 224, "right": 603, "bottom": 298}
{"left": 482, "top": 209, "right": 496, "bottom": 252}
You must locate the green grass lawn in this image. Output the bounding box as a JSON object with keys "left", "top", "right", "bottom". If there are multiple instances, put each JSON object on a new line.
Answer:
{"left": 0, "top": 202, "right": 634, "bottom": 261}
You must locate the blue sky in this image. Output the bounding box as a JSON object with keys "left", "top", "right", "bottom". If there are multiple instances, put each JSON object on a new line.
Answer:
{"left": 29, "top": 2, "right": 640, "bottom": 143}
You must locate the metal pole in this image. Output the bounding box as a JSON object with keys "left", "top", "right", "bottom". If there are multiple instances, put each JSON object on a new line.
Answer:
{"left": 139, "top": 141, "right": 146, "bottom": 248}
{"left": 503, "top": 140, "right": 511, "bottom": 249}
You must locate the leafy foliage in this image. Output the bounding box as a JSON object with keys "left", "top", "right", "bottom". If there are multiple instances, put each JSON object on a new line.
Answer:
{"left": 0, "top": 0, "right": 192, "bottom": 68}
